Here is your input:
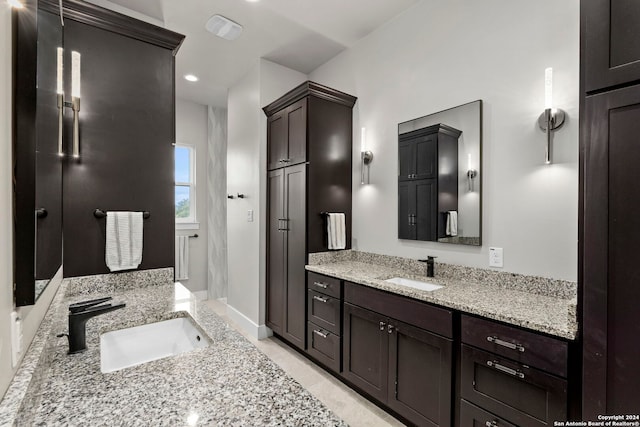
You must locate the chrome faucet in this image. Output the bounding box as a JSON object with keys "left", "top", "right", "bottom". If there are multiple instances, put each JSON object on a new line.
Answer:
{"left": 418, "top": 256, "right": 437, "bottom": 278}
{"left": 60, "top": 297, "right": 126, "bottom": 354}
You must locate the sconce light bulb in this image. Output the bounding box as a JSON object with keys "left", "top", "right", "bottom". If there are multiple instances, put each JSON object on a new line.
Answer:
{"left": 467, "top": 153, "right": 472, "bottom": 171}
{"left": 56, "top": 47, "right": 64, "bottom": 95}
{"left": 361, "top": 127, "right": 366, "bottom": 152}
{"left": 71, "top": 51, "right": 81, "bottom": 98}
{"left": 7, "top": 0, "right": 24, "bottom": 9}
{"left": 544, "top": 67, "right": 553, "bottom": 110}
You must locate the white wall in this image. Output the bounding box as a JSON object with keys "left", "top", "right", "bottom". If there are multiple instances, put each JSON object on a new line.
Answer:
{"left": 226, "top": 59, "right": 306, "bottom": 335}
{"left": 175, "top": 98, "right": 208, "bottom": 293}
{"left": 310, "top": 0, "right": 579, "bottom": 281}
{"left": 1, "top": 5, "right": 63, "bottom": 399}
{"left": 0, "top": 3, "right": 14, "bottom": 399}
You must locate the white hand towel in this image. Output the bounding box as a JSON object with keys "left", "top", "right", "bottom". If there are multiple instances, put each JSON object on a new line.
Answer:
{"left": 327, "top": 213, "right": 346, "bottom": 250}
{"left": 175, "top": 235, "right": 189, "bottom": 280}
{"left": 446, "top": 211, "right": 458, "bottom": 237}
{"left": 105, "top": 211, "right": 143, "bottom": 272}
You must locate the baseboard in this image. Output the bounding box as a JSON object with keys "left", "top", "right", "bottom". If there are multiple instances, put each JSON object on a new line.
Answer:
{"left": 227, "top": 304, "right": 273, "bottom": 340}
{"left": 192, "top": 290, "right": 208, "bottom": 300}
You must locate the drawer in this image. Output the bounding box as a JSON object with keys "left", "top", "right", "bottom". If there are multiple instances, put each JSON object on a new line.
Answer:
{"left": 307, "top": 321, "right": 341, "bottom": 373}
{"left": 459, "top": 399, "right": 517, "bottom": 427}
{"left": 344, "top": 281, "right": 453, "bottom": 339}
{"left": 461, "top": 315, "right": 568, "bottom": 378}
{"left": 307, "top": 271, "right": 341, "bottom": 299}
{"left": 460, "top": 344, "right": 567, "bottom": 427}
{"left": 307, "top": 290, "right": 341, "bottom": 335}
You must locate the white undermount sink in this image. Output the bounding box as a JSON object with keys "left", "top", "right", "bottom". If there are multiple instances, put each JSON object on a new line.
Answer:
{"left": 100, "top": 317, "right": 210, "bottom": 373}
{"left": 384, "top": 277, "right": 444, "bottom": 292}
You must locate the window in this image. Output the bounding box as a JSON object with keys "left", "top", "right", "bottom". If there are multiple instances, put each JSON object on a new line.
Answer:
{"left": 175, "top": 145, "right": 196, "bottom": 223}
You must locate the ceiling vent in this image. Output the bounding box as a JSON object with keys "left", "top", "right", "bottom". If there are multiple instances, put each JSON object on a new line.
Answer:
{"left": 205, "top": 15, "right": 243, "bottom": 41}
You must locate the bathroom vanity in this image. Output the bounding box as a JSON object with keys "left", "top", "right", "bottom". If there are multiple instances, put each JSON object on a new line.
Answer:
{"left": 303, "top": 251, "right": 578, "bottom": 427}
{"left": 0, "top": 273, "right": 345, "bottom": 426}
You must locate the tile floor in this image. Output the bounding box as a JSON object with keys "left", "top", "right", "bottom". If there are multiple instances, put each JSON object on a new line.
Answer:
{"left": 204, "top": 299, "right": 405, "bottom": 427}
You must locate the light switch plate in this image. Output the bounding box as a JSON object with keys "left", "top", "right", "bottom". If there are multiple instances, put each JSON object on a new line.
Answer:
{"left": 247, "top": 210, "right": 254, "bottom": 222}
{"left": 489, "top": 247, "right": 504, "bottom": 268}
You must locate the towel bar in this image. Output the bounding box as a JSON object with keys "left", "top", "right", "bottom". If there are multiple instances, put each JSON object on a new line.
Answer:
{"left": 93, "top": 209, "right": 150, "bottom": 219}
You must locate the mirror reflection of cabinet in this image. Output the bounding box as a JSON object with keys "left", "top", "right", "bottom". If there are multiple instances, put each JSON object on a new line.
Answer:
{"left": 398, "top": 124, "right": 461, "bottom": 242}
{"left": 398, "top": 100, "right": 482, "bottom": 246}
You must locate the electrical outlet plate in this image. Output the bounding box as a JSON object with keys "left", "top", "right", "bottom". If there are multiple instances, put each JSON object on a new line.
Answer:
{"left": 247, "top": 210, "right": 254, "bottom": 222}
{"left": 489, "top": 247, "right": 504, "bottom": 268}
{"left": 10, "top": 311, "right": 22, "bottom": 368}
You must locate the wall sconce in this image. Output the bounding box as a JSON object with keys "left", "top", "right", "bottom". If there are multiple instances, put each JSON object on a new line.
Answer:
{"left": 466, "top": 153, "right": 477, "bottom": 191}
{"left": 360, "top": 127, "right": 373, "bottom": 185}
{"left": 56, "top": 49, "right": 81, "bottom": 158}
{"left": 7, "top": 0, "right": 24, "bottom": 9}
{"left": 537, "top": 67, "right": 565, "bottom": 164}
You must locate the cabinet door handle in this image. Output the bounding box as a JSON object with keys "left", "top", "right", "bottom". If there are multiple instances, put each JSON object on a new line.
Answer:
{"left": 313, "top": 295, "right": 328, "bottom": 303}
{"left": 486, "top": 421, "right": 499, "bottom": 427}
{"left": 408, "top": 214, "right": 413, "bottom": 226}
{"left": 313, "top": 281, "right": 328, "bottom": 289}
{"left": 282, "top": 158, "right": 291, "bottom": 163}
{"left": 313, "top": 329, "right": 328, "bottom": 339}
{"left": 486, "top": 360, "right": 525, "bottom": 379}
{"left": 379, "top": 321, "right": 386, "bottom": 331}
{"left": 388, "top": 324, "right": 395, "bottom": 334}
{"left": 487, "top": 336, "right": 525, "bottom": 352}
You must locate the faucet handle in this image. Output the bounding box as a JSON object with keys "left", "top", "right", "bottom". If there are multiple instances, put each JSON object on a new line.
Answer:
{"left": 418, "top": 256, "right": 437, "bottom": 263}
{"left": 69, "top": 296, "right": 113, "bottom": 313}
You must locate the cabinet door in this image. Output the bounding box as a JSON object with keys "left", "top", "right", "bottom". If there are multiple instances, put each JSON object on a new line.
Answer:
{"left": 267, "top": 110, "right": 288, "bottom": 170}
{"left": 415, "top": 179, "right": 437, "bottom": 241}
{"left": 285, "top": 98, "right": 307, "bottom": 166}
{"left": 583, "top": 0, "right": 640, "bottom": 92}
{"left": 283, "top": 163, "right": 307, "bottom": 349}
{"left": 266, "top": 169, "right": 285, "bottom": 334}
{"left": 583, "top": 84, "right": 640, "bottom": 417}
{"left": 343, "top": 303, "right": 389, "bottom": 402}
{"left": 414, "top": 135, "right": 437, "bottom": 179}
{"left": 388, "top": 320, "right": 453, "bottom": 427}
{"left": 398, "top": 140, "right": 415, "bottom": 180}
{"left": 398, "top": 181, "right": 416, "bottom": 240}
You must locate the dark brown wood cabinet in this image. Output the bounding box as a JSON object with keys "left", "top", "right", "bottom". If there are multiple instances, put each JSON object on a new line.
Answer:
{"left": 264, "top": 82, "right": 356, "bottom": 350}
{"left": 582, "top": 0, "right": 640, "bottom": 93}
{"left": 581, "top": 0, "right": 640, "bottom": 417}
{"left": 398, "top": 124, "right": 460, "bottom": 242}
{"left": 267, "top": 98, "right": 307, "bottom": 170}
{"left": 306, "top": 271, "right": 344, "bottom": 373}
{"left": 460, "top": 315, "right": 570, "bottom": 427}
{"left": 343, "top": 283, "right": 454, "bottom": 427}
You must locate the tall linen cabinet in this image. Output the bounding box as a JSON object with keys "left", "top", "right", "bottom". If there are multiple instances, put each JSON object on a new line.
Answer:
{"left": 263, "top": 82, "right": 356, "bottom": 350}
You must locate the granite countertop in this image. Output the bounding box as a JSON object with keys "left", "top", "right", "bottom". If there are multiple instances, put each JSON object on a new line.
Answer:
{"left": 0, "top": 281, "right": 345, "bottom": 427}
{"left": 306, "top": 258, "right": 578, "bottom": 340}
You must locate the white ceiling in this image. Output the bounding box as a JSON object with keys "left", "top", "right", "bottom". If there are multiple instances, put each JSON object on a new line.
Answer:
{"left": 89, "top": 0, "right": 419, "bottom": 107}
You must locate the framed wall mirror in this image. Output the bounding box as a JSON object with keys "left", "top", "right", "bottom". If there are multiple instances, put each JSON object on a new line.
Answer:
{"left": 397, "top": 100, "right": 482, "bottom": 246}
{"left": 14, "top": 0, "right": 64, "bottom": 305}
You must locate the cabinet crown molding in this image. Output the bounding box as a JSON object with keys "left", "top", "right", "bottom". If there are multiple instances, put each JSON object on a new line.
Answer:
{"left": 263, "top": 81, "right": 357, "bottom": 116}
{"left": 399, "top": 123, "right": 463, "bottom": 139}
{"left": 39, "top": 0, "right": 185, "bottom": 54}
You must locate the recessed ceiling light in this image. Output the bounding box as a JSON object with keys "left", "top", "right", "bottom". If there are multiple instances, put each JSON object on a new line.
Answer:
{"left": 7, "top": 0, "right": 24, "bottom": 8}
{"left": 184, "top": 74, "right": 199, "bottom": 82}
{"left": 246, "top": 0, "right": 260, "bottom": 2}
{"left": 205, "top": 15, "right": 243, "bottom": 41}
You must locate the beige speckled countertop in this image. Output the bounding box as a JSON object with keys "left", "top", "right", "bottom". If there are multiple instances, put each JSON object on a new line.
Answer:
{"left": 306, "top": 254, "right": 577, "bottom": 340}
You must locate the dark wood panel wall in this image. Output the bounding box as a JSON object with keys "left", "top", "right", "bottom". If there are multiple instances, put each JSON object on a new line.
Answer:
{"left": 55, "top": 2, "right": 184, "bottom": 277}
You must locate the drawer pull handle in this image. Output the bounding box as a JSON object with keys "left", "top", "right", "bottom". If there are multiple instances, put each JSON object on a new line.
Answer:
{"left": 486, "top": 360, "right": 525, "bottom": 379}
{"left": 313, "top": 329, "right": 329, "bottom": 339}
{"left": 486, "top": 421, "right": 499, "bottom": 427}
{"left": 487, "top": 336, "right": 525, "bottom": 352}
{"left": 313, "top": 281, "right": 328, "bottom": 289}
{"left": 379, "top": 321, "right": 386, "bottom": 331}
{"left": 313, "top": 295, "right": 328, "bottom": 303}
{"left": 388, "top": 324, "right": 395, "bottom": 334}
